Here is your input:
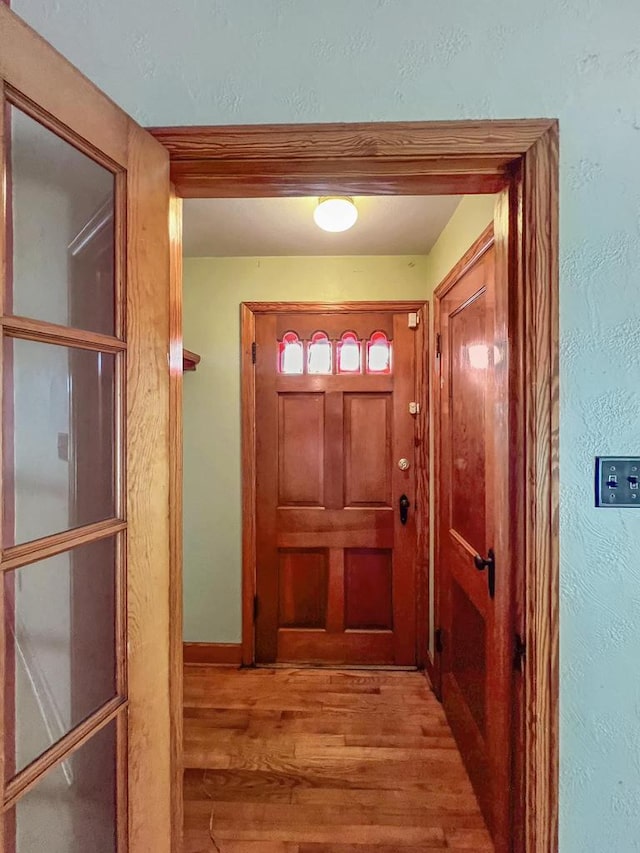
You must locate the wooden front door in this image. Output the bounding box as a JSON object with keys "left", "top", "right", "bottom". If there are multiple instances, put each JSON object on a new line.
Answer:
{"left": 0, "top": 7, "right": 173, "bottom": 852}
{"left": 254, "top": 305, "right": 426, "bottom": 666}
{"left": 435, "top": 230, "right": 513, "bottom": 850}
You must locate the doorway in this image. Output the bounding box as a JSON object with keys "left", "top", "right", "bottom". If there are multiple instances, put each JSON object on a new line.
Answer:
{"left": 164, "top": 119, "right": 559, "bottom": 853}
{"left": 249, "top": 302, "right": 427, "bottom": 666}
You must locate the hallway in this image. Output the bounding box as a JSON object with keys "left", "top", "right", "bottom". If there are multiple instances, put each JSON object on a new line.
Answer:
{"left": 183, "top": 667, "right": 493, "bottom": 852}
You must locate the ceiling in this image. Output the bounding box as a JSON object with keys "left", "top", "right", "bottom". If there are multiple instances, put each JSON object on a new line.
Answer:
{"left": 182, "top": 195, "right": 462, "bottom": 258}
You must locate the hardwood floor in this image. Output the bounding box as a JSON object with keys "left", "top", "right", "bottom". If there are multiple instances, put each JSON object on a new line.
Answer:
{"left": 183, "top": 667, "right": 493, "bottom": 852}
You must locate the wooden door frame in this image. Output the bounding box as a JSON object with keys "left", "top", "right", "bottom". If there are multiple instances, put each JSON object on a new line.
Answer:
{"left": 153, "top": 117, "right": 559, "bottom": 853}
{"left": 241, "top": 300, "right": 429, "bottom": 668}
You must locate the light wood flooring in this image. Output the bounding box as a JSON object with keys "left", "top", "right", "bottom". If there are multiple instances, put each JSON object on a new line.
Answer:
{"left": 183, "top": 666, "right": 493, "bottom": 853}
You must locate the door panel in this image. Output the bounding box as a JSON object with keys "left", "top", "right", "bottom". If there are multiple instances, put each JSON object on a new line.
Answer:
{"left": 278, "top": 548, "right": 328, "bottom": 628}
{"left": 344, "top": 393, "right": 392, "bottom": 506}
{"left": 1, "top": 6, "right": 172, "bottom": 851}
{"left": 255, "top": 309, "right": 424, "bottom": 666}
{"left": 450, "top": 578, "right": 487, "bottom": 735}
{"left": 449, "top": 291, "right": 488, "bottom": 554}
{"left": 278, "top": 393, "right": 324, "bottom": 506}
{"left": 344, "top": 548, "right": 393, "bottom": 630}
{"left": 436, "top": 238, "right": 512, "bottom": 849}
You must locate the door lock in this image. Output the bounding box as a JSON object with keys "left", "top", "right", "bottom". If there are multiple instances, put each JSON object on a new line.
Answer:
{"left": 399, "top": 494, "right": 410, "bottom": 525}
{"left": 473, "top": 549, "right": 496, "bottom": 599}
{"left": 397, "top": 457, "right": 411, "bottom": 471}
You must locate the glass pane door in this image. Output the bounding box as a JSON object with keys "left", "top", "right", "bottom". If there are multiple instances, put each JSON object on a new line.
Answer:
{"left": 2, "top": 95, "right": 126, "bottom": 852}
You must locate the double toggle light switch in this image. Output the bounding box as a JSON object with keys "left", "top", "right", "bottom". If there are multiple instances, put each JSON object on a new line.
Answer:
{"left": 595, "top": 457, "right": 640, "bottom": 507}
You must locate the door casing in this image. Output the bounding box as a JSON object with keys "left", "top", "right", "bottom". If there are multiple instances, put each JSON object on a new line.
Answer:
{"left": 156, "top": 118, "right": 559, "bottom": 853}
{"left": 244, "top": 300, "right": 429, "bottom": 668}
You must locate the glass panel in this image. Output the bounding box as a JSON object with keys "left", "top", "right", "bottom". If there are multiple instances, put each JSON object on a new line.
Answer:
{"left": 278, "top": 332, "right": 303, "bottom": 375}
{"left": 308, "top": 331, "right": 332, "bottom": 375}
{"left": 366, "top": 331, "right": 392, "bottom": 374}
{"left": 4, "top": 338, "right": 116, "bottom": 546}
{"left": 8, "top": 718, "right": 117, "bottom": 853}
{"left": 451, "top": 580, "right": 486, "bottom": 735}
{"left": 337, "top": 331, "right": 361, "bottom": 374}
{"left": 9, "top": 105, "right": 116, "bottom": 336}
{"left": 5, "top": 537, "right": 117, "bottom": 778}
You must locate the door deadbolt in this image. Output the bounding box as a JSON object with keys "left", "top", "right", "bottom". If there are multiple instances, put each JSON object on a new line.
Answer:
{"left": 397, "top": 457, "right": 410, "bottom": 471}
{"left": 399, "top": 494, "right": 410, "bottom": 525}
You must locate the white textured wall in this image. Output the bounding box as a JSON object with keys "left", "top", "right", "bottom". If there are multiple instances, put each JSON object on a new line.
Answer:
{"left": 12, "top": 2, "right": 640, "bottom": 849}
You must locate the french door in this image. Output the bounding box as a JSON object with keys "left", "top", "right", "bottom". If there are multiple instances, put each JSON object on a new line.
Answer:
{"left": 1, "top": 7, "right": 173, "bottom": 852}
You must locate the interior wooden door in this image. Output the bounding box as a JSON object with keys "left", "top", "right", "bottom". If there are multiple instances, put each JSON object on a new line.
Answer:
{"left": 436, "top": 235, "right": 513, "bottom": 850}
{"left": 0, "top": 7, "right": 173, "bottom": 853}
{"left": 254, "top": 306, "right": 425, "bottom": 666}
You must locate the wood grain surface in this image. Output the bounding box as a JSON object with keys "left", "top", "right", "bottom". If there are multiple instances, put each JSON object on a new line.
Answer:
{"left": 170, "top": 187, "right": 185, "bottom": 853}
{"left": 1, "top": 5, "right": 175, "bottom": 851}
{"left": 183, "top": 666, "right": 493, "bottom": 852}
{"left": 520, "top": 126, "right": 560, "bottom": 853}
{"left": 184, "top": 643, "right": 243, "bottom": 666}
{"left": 148, "top": 120, "right": 555, "bottom": 197}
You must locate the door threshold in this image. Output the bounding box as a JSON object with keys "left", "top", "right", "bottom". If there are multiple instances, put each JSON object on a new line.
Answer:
{"left": 255, "top": 663, "right": 419, "bottom": 671}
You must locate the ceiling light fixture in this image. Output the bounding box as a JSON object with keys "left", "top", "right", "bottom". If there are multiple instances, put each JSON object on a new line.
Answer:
{"left": 313, "top": 196, "right": 358, "bottom": 232}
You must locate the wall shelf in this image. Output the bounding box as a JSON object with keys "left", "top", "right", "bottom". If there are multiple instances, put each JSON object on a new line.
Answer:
{"left": 183, "top": 349, "right": 201, "bottom": 372}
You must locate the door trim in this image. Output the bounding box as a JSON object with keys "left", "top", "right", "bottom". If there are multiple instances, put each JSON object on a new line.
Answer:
{"left": 155, "top": 117, "right": 559, "bottom": 853}
{"left": 241, "top": 301, "right": 429, "bottom": 669}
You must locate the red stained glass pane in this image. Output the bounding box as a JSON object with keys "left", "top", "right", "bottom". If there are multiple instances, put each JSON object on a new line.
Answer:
{"left": 279, "top": 331, "right": 303, "bottom": 374}
{"left": 337, "top": 331, "right": 361, "bottom": 374}
{"left": 308, "top": 331, "right": 332, "bottom": 375}
{"left": 366, "top": 331, "right": 392, "bottom": 374}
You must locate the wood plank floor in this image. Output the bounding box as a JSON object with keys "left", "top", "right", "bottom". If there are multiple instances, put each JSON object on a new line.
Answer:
{"left": 183, "top": 667, "right": 493, "bottom": 853}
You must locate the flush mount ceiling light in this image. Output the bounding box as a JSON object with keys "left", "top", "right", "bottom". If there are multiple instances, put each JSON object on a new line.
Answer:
{"left": 313, "top": 196, "right": 358, "bottom": 232}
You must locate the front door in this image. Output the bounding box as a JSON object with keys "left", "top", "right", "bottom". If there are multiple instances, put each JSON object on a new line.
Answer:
{"left": 1, "top": 7, "right": 173, "bottom": 852}
{"left": 254, "top": 305, "right": 426, "bottom": 665}
{"left": 435, "top": 230, "right": 513, "bottom": 850}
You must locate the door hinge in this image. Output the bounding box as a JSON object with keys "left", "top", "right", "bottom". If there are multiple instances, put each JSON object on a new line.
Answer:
{"left": 435, "top": 332, "right": 442, "bottom": 359}
{"left": 514, "top": 633, "right": 526, "bottom": 671}
{"left": 251, "top": 342, "right": 257, "bottom": 364}
{"left": 253, "top": 594, "right": 259, "bottom": 621}
{"left": 408, "top": 311, "right": 420, "bottom": 329}
{"left": 435, "top": 627, "right": 443, "bottom": 654}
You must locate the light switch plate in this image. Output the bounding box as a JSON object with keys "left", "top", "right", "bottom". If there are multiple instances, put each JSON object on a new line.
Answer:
{"left": 595, "top": 456, "right": 640, "bottom": 507}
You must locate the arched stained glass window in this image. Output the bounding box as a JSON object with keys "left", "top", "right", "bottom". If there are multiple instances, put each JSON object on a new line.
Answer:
{"left": 278, "top": 331, "right": 303, "bottom": 374}
{"left": 308, "top": 331, "right": 332, "bottom": 374}
{"left": 366, "top": 330, "right": 392, "bottom": 374}
{"left": 337, "top": 331, "right": 361, "bottom": 374}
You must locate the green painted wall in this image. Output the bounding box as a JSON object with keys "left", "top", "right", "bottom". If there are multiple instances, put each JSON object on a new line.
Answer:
{"left": 426, "top": 196, "right": 497, "bottom": 294}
